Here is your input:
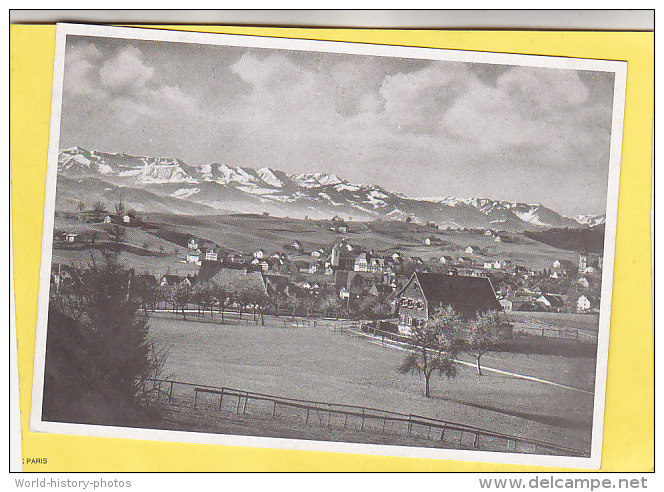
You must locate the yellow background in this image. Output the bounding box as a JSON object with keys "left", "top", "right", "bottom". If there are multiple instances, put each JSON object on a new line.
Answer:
{"left": 10, "top": 25, "right": 654, "bottom": 472}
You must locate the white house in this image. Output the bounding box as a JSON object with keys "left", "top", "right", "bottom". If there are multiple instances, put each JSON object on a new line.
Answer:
{"left": 188, "top": 238, "right": 198, "bottom": 250}
{"left": 103, "top": 215, "right": 112, "bottom": 224}
{"left": 354, "top": 253, "right": 369, "bottom": 272}
{"left": 439, "top": 255, "right": 453, "bottom": 265}
{"left": 339, "top": 287, "right": 350, "bottom": 300}
{"left": 553, "top": 260, "right": 561, "bottom": 269}
{"left": 577, "top": 294, "right": 591, "bottom": 313}
{"left": 465, "top": 246, "right": 475, "bottom": 254}
{"left": 494, "top": 235, "right": 502, "bottom": 242}
{"left": 499, "top": 298, "right": 513, "bottom": 312}
{"left": 205, "top": 249, "right": 218, "bottom": 261}
{"left": 550, "top": 270, "right": 559, "bottom": 279}
{"left": 122, "top": 214, "right": 131, "bottom": 224}
{"left": 65, "top": 233, "right": 78, "bottom": 243}
{"left": 186, "top": 249, "right": 201, "bottom": 263}
{"left": 577, "top": 276, "right": 590, "bottom": 288}
{"left": 484, "top": 230, "right": 493, "bottom": 236}
{"left": 369, "top": 257, "right": 384, "bottom": 273}
{"left": 253, "top": 249, "right": 265, "bottom": 259}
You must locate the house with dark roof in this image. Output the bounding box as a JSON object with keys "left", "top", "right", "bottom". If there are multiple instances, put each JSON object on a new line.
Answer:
{"left": 536, "top": 293, "right": 566, "bottom": 312}
{"left": 160, "top": 274, "right": 193, "bottom": 288}
{"left": 396, "top": 272, "right": 502, "bottom": 335}
{"left": 263, "top": 274, "right": 290, "bottom": 297}
{"left": 197, "top": 261, "right": 266, "bottom": 295}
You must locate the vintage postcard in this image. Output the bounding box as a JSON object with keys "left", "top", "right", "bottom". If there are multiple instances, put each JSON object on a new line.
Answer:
{"left": 30, "top": 23, "right": 626, "bottom": 468}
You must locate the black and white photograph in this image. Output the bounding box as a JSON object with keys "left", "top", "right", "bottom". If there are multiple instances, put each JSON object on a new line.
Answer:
{"left": 30, "top": 23, "right": 626, "bottom": 468}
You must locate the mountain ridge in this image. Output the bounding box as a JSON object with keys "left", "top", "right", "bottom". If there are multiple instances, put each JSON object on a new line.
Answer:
{"left": 57, "top": 146, "right": 606, "bottom": 232}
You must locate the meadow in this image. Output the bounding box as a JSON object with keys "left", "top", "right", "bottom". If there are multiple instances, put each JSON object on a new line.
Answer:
{"left": 147, "top": 315, "right": 596, "bottom": 453}
{"left": 53, "top": 211, "right": 584, "bottom": 276}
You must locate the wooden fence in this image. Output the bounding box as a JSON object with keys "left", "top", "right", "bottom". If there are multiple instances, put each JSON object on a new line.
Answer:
{"left": 139, "top": 378, "right": 586, "bottom": 457}
{"left": 510, "top": 315, "right": 598, "bottom": 343}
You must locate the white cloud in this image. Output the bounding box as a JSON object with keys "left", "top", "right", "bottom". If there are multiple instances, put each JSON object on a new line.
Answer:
{"left": 63, "top": 43, "right": 102, "bottom": 96}
{"left": 99, "top": 46, "right": 154, "bottom": 91}
{"left": 377, "top": 63, "right": 477, "bottom": 134}
{"left": 442, "top": 66, "right": 601, "bottom": 153}
{"left": 60, "top": 40, "right": 615, "bottom": 214}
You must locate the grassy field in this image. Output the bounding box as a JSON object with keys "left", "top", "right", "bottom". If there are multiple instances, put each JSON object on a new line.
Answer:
{"left": 53, "top": 211, "right": 583, "bottom": 274}
{"left": 147, "top": 316, "right": 595, "bottom": 453}
{"left": 508, "top": 311, "right": 600, "bottom": 332}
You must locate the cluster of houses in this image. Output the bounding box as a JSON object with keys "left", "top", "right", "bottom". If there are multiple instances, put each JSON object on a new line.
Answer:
{"left": 177, "top": 232, "right": 603, "bottom": 316}
{"left": 55, "top": 213, "right": 604, "bottom": 320}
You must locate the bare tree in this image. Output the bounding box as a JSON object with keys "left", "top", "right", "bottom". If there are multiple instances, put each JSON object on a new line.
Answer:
{"left": 105, "top": 224, "right": 126, "bottom": 247}
{"left": 466, "top": 310, "right": 504, "bottom": 376}
{"left": 399, "top": 307, "right": 461, "bottom": 398}
{"left": 212, "top": 285, "right": 228, "bottom": 324}
{"left": 170, "top": 282, "right": 191, "bottom": 320}
{"left": 92, "top": 202, "right": 105, "bottom": 222}
{"left": 192, "top": 281, "right": 215, "bottom": 317}
{"left": 318, "top": 292, "right": 343, "bottom": 318}
{"left": 250, "top": 288, "right": 269, "bottom": 325}
{"left": 115, "top": 201, "right": 126, "bottom": 218}
{"left": 237, "top": 288, "right": 254, "bottom": 321}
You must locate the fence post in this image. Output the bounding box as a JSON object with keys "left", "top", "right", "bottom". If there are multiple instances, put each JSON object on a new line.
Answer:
{"left": 440, "top": 424, "right": 446, "bottom": 441}
{"left": 243, "top": 392, "right": 249, "bottom": 414}
{"left": 305, "top": 407, "right": 309, "bottom": 423}
{"left": 273, "top": 401, "right": 277, "bottom": 419}
{"left": 343, "top": 412, "right": 348, "bottom": 428}
{"left": 236, "top": 393, "right": 242, "bottom": 414}
{"left": 361, "top": 408, "right": 365, "bottom": 430}
{"left": 157, "top": 381, "right": 161, "bottom": 402}
{"left": 219, "top": 388, "right": 224, "bottom": 410}
{"left": 473, "top": 432, "right": 479, "bottom": 448}
{"left": 168, "top": 381, "right": 174, "bottom": 403}
{"left": 382, "top": 418, "right": 386, "bottom": 434}
{"left": 407, "top": 416, "right": 412, "bottom": 436}
{"left": 193, "top": 389, "right": 198, "bottom": 409}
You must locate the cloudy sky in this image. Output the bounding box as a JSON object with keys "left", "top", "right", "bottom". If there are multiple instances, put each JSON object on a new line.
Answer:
{"left": 59, "top": 35, "right": 616, "bottom": 216}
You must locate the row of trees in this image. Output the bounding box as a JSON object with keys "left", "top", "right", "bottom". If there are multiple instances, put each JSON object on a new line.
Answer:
{"left": 131, "top": 278, "right": 395, "bottom": 323}
{"left": 400, "top": 307, "right": 504, "bottom": 398}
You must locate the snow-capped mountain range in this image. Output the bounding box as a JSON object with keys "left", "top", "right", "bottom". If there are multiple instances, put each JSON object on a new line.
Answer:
{"left": 56, "top": 146, "right": 606, "bottom": 231}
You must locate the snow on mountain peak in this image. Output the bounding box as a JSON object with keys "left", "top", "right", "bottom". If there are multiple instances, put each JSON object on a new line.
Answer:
{"left": 56, "top": 146, "right": 602, "bottom": 231}
{"left": 257, "top": 167, "right": 284, "bottom": 187}
{"left": 290, "top": 172, "right": 343, "bottom": 188}
{"left": 574, "top": 214, "right": 606, "bottom": 227}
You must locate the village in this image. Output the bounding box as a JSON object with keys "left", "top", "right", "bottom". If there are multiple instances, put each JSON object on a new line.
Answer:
{"left": 53, "top": 208, "right": 604, "bottom": 336}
